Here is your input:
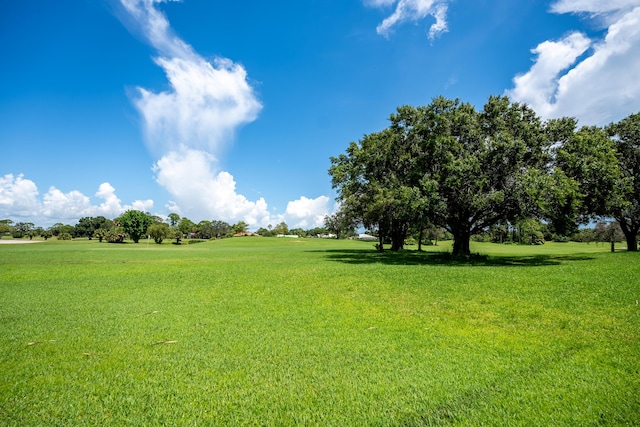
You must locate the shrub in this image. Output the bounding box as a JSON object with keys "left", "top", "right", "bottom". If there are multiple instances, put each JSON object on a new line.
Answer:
{"left": 148, "top": 223, "right": 171, "bottom": 244}
{"left": 106, "top": 230, "right": 126, "bottom": 243}
{"left": 57, "top": 233, "right": 72, "bottom": 240}
{"left": 187, "top": 239, "right": 206, "bottom": 245}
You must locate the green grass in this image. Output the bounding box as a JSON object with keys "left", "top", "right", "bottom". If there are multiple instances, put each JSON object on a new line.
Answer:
{"left": 1, "top": 238, "right": 638, "bottom": 426}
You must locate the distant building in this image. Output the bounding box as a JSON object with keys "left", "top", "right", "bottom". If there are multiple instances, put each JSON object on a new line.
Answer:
{"left": 358, "top": 233, "right": 377, "bottom": 241}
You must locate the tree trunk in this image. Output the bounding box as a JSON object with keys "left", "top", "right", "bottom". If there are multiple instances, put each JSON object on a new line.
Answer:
{"left": 452, "top": 228, "right": 471, "bottom": 257}
{"left": 625, "top": 234, "right": 638, "bottom": 252}
{"left": 619, "top": 219, "right": 639, "bottom": 252}
{"left": 418, "top": 229, "right": 424, "bottom": 252}
{"left": 610, "top": 240, "right": 615, "bottom": 253}
{"left": 389, "top": 220, "right": 408, "bottom": 251}
{"left": 377, "top": 234, "right": 384, "bottom": 252}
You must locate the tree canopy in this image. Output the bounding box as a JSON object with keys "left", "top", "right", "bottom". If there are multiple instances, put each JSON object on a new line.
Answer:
{"left": 330, "top": 96, "right": 640, "bottom": 255}
{"left": 331, "top": 96, "right": 554, "bottom": 256}
{"left": 117, "top": 210, "right": 152, "bottom": 243}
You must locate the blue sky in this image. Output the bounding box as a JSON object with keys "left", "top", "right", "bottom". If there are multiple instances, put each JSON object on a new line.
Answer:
{"left": 2, "top": 0, "right": 640, "bottom": 229}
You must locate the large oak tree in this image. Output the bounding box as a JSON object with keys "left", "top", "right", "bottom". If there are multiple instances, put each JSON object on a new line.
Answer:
{"left": 330, "top": 96, "right": 553, "bottom": 256}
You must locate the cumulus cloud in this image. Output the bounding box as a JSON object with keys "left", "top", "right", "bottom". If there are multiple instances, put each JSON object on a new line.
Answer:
{"left": 285, "top": 196, "right": 331, "bottom": 229}
{"left": 507, "top": 1, "right": 640, "bottom": 125}
{"left": 366, "top": 0, "right": 450, "bottom": 40}
{"left": 0, "top": 173, "right": 153, "bottom": 226}
{"left": 117, "top": 0, "right": 330, "bottom": 228}
{"left": 119, "top": 0, "right": 266, "bottom": 225}
{"left": 152, "top": 150, "right": 332, "bottom": 229}
{"left": 153, "top": 149, "right": 272, "bottom": 227}
{"left": 0, "top": 174, "right": 40, "bottom": 218}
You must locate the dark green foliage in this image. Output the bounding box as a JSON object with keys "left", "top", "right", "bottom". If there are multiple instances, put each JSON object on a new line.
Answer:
{"left": 178, "top": 217, "right": 196, "bottom": 237}
{"left": 607, "top": 112, "right": 640, "bottom": 251}
{"left": 192, "top": 219, "right": 233, "bottom": 239}
{"left": 330, "top": 96, "right": 552, "bottom": 256}
{"left": 168, "top": 213, "right": 181, "bottom": 227}
{"left": 117, "top": 210, "right": 152, "bottom": 243}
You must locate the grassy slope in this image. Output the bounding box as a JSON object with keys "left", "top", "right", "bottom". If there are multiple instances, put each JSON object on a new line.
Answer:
{"left": 0, "top": 238, "right": 638, "bottom": 426}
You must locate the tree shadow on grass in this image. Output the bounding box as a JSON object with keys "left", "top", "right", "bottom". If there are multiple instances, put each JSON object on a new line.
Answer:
{"left": 308, "top": 248, "right": 596, "bottom": 267}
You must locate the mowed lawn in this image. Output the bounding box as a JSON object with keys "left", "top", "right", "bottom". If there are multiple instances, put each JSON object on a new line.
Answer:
{"left": 0, "top": 238, "right": 638, "bottom": 426}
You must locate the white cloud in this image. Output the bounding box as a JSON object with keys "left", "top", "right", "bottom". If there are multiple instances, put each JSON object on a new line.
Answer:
{"left": 153, "top": 149, "right": 274, "bottom": 227}
{"left": 0, "top": 174, "right": 40, "bottom": 218}
{"left": 0, "top": 173, "right": 154, "bottom": 226}
{"left": 551, "top": 0, "right": 639, "bottom": 18}
{"left": 285, "top": 196, "right": 331, "bottom": 229}
{"left": 118, "top": 0, "right": 330, "bottom": 229}
{"left": 367, "top": 0, "right": 450, "bottom": 40}
{"left": 508, "top": 32, "right": 591, "bottom": 119}
{"left": 507, "top": 2, "right": 640, "bottom": 125}
{"left": 42, "top": 188, "right": 92, "bottom": 219}
{"left": 119, "top": 0, "right": 270, "bottom": 224}
{"left": 120, "top": 0, "right": 262, "bottom": 157}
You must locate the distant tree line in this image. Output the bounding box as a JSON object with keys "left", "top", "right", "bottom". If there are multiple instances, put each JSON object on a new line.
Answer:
{"left": 329, "top": 95, "right": 640, "bottom": 256}
{"left": 0, "top": 212, "right": 356, "bottom": 244}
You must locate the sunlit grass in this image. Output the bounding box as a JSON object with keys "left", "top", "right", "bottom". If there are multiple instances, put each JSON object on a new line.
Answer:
{"left": 1, "top": 238, "right": 638, "bottom": 425}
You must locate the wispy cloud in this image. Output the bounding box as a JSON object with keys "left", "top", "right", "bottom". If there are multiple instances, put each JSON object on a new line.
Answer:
{"left": 507, "top": 1, "right": 640, "bottom": 125}
{"left": 120, "top": 0, "right": 262, "bottom": 157}
{"left": 366, "top": 0, "right": 450, "bottom": 40}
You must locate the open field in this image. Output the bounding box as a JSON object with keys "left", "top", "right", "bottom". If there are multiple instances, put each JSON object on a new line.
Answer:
{"left": 1, "top": 238, "right": 638, "bottom": 426}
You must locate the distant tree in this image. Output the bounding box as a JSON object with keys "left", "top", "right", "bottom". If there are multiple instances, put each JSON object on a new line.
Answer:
{"left": 272, "top": 222, "right": 289, "bottom": 235}
{"left": 289, "top": 228, "right": 306, "bottom": 237}
{"left": 49, "top": 223, "right": 64, "bottom": 236}
{"left": 13, "top": 222, "right": 33, "bottom": 238}
{"left": 0, "top": 219, "right": 14, "bottom": 236}
{"left": 75, "top": 217, "right": 98, "bottom": 239}
{"left": 148, "top": 223, "right": 171, "bottom": 244}
{"left": 232, "top": 221, "right": 249, "bottom": 235}
{"left": 172, "top": 228, "right": 182, "bottom": 245}
{"left": 210, "top": 220, "right": 232, "bottom": 238}
{"left": 168, "top": 213, "right": 181, "bottom": 227}
{"left": 197, "top": 220, "right": 214, "bottom": 239}
{"left": 306, "top": 226, "right": 329, "bottom": 237}
{"left": 324, "top": 211, "right": 356, "bottom": 239}
{"left": 93, "top": 228, "right": 108, "bottom": 243}
{"left": 149, "top": 215, "right": 165, "bottom": 224}
{"left": 82, "top": 216, "right": 114, "bottom": 236}
{"left": 594, "top": 221, "right": 624, "bottom": 252}
{"left": 515, "top": 218, "right": 545, "bottom": 245}
{"left": 178, "top": 218, "right": 196, "bottom": 238}
{"left": 256, "top": 227, "right": 271, "bottom": 236}
{"left": 117, "top": 210, "right": 152, "bottom": 243}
